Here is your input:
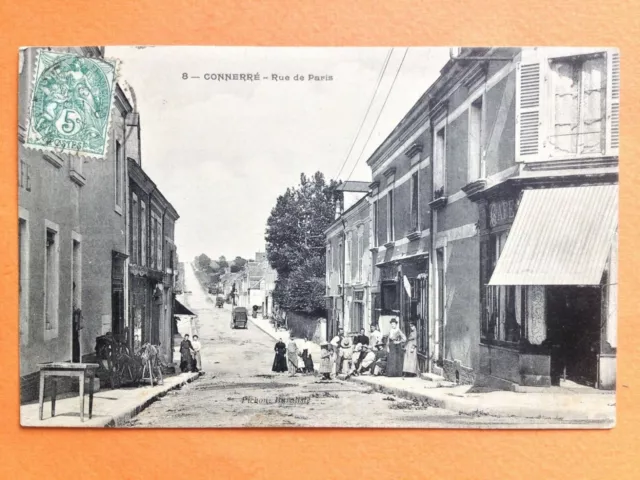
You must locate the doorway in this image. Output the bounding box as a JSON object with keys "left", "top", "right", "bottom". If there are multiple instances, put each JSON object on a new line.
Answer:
{"left": 546, "top": 286, "right": 601, "bottom": 387}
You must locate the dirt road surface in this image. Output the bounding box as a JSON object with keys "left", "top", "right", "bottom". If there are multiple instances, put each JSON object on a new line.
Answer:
{"left": 125, "top": 264, "right": 595, "bottom": 428}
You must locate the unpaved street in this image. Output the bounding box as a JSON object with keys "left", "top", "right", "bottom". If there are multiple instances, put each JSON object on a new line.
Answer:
{"left": 126, "top": 264, "right": 582, "bottom": 428}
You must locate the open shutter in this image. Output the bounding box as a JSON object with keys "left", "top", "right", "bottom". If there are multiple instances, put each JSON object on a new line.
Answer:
{"left": 515, "top": 60, "right": 543, "bottom": 162}
{"left": 607, "top": 50, "right": 620, "bottom": 154}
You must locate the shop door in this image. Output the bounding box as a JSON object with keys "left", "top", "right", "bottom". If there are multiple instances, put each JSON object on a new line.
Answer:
{"left": 417, "top": 276, "right": 429, "bottom": 357}
{"left": 434, "top": 249, "right": 445, "bottom": 365}
{"left": 111, "top": 252, "right": 126, "bottom": 337}
{"left": 546, "top": 286, "right": 601, "bottom": 387}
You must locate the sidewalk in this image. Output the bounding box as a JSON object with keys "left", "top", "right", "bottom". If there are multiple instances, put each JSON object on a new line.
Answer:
{"left": 21, "top": 371, "right": 202, "bottom": 428}
{"left": 347, "top": 375, "right": 615, "bottom": 424}
{"left": 249, "top": 313, "right": 615, "bottom": 424}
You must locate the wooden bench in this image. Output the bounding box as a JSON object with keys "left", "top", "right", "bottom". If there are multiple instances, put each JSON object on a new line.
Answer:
{"left": 38, "top": 362, "right": 99, "bottom": 422}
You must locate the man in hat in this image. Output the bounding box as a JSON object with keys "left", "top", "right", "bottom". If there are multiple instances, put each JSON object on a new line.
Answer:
{"left": 371, "top": 342, "right": 388, "bottom": 376}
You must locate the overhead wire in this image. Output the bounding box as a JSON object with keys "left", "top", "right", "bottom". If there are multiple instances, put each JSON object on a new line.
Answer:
{"left": 343, "top": 47, "right": 409, "bottom": 184}
{"left": 333, "top": 48, "right": 394, "bottom": 181}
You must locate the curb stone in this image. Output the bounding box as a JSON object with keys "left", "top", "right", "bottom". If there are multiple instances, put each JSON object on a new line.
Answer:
{"left": 104, "top": 371, "right": 203, "bottom": 427}
{"left": 345, "top": 375, "right": 614, "bottom": 422}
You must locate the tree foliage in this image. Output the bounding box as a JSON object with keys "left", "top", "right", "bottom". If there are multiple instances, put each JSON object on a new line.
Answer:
{"left": 194, "top": 253, "right": 212, "bottom": 271}
{"left": 266, "top": 172, "right": 340, "bottom": 315}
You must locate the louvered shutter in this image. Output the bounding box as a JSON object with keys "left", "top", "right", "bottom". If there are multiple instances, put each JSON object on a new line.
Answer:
{"left": 515, "top": 60, "right": 543, "bottom": 162}
{"left": 607, "top": 50, "right": 620, "bottom": 154}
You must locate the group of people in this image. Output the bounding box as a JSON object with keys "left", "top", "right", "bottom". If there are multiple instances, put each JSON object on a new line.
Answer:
{"left": 318, "top": 320, "right": 418, "bottom": 380}
{"left": 271, "top": 333, "right": 315, "bottom": 376}
{"left": 179, "top": 334, "right": 203, "bottom": 373}
{"left": 269, "top": 321, "right": 420, "bottom": 380}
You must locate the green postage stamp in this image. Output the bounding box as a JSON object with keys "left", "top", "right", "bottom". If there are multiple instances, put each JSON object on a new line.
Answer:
{"left": 25, "top": 50, "right": 117, "bottom": 158}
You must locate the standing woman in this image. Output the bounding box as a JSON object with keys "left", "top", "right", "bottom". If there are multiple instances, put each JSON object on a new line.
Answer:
{"left": 403, "top": 323, "right": 418, "bottom": 378}
{"left": 179, "top": 334, "right": 194, "bottom": 373}
{"left": 286, "top": 334, "right": 299, "bottom": 377}
{"left": 301, "top": 337, "right": 315, "bottom": 374}
{"left": 386, "top": 318, "right": 406, "bottom": 377}
{"left": 272, "top": 337, "right": 288, "bottom": 373}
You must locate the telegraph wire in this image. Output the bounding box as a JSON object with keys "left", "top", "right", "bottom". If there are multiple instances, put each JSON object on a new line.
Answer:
{"left": 333, "top": 48, "right": 393, "bottom": 181}
{"left": 344, "top": 47, "right": 409, "bottom": 184}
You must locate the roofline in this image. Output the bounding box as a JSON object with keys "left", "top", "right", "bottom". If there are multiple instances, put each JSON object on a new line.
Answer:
{"left": 365, "top": 48, "right": 498, "bottom": 171}
{"left": 324, "top": 193, "right": 370, "bottom": 236}
{"left": 128, "top": 158, "right": 179, "bottom": 219}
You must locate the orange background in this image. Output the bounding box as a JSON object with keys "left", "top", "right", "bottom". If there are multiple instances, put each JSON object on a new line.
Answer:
{"left": 0, "top": 1, "right": 638, "bottom": 478}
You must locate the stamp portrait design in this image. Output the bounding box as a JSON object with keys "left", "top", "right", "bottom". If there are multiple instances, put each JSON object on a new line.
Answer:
{"left": 25, "top": 50, "right": 117, "bottom": 158}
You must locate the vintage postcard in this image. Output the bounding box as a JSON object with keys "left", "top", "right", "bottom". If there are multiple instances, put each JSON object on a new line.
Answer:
{"left": 18, "top": 46, "right": 618, "bottom": 428}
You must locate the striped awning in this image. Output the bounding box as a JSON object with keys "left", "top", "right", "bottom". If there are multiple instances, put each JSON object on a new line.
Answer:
{"left": 488, "top": 184, "right": 618, "bottom": 286}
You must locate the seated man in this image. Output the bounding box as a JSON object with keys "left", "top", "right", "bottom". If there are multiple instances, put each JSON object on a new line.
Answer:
{"left": 371, "top": 343, "right": 388, "bottom": 376}
{"left": 346, "top": 345, "right": 377, "bottom": 378}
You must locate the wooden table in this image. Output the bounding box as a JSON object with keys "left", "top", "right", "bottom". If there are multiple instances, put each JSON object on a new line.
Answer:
{"left": 38, "top": 362, "right": 99, "bottom": 422}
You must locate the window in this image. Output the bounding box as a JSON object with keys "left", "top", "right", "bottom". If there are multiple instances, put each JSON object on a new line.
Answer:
{"left": 326, "top": 245, "right": 331, "bottom": 294}
{"left": 345, "top": 232, "right": 352, "bottom": 284}
{"left": 44, "top": 222, "right": 60, "bottom": 338}
{"left": 469, "top": 97, "right": 483, "bottom": 180}
{"left": 115, "top": 141, "right": 123, "bottom": 211}
{"left": 357, "top": 226, "right": 364, "bottom": 283}
{"left": 410, "top": 172, "right": 419, "bottom": 232}
{"left": 549, "top": 54, "right": 606, "bottom": 157}
{"left": 381, "top": 282, "right": 399, "bottom": 314}
{"left": 19, "top": 214, "right": 29, "bottom": 345}
{"left": 433, "top": 127, "right": 446, "bottom": 196}
{"left": 386, "top": 191, "right": 394, "bottom": 243}
{"left": 150, "top": 216, "right": 156, "bottom": 269}
{"left": 482, "top": 232, "right": 526, "bottom": 343}
{"left": 131, "top": 193, "right": 139, "bottom": 264}
{"left": 352, "top": 290, "right": 365, "bottom": 332}
{"left": 372, "top": 200, "right": 379, "bottom": 247}
{"left": 338, "top": 242, "right": 344, "bottom": 285}
{"left": 156, "top": 218, "right": 163, "bottom": 270}
{"left": 140, "top": 201, "right": 146, "bottom": 266}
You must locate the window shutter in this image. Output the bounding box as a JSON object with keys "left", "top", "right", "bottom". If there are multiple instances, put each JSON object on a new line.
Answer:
{"left": 515, "top": 60, "right": 543, "bottom": 162}
{"left": 607, "top": 50, "right": 620, "bottom": 154}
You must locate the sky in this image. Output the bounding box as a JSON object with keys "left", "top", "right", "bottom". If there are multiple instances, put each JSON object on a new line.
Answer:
{"left": 106, "top": 46, "right": 450, "bottom": 262}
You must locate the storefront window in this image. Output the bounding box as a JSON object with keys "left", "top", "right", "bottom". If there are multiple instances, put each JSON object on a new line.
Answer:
{"left": 482, "top": 231, "right": 526, "bottom": 343}
{"left": 381, "top": 281, "right": 399, "bottom": 314}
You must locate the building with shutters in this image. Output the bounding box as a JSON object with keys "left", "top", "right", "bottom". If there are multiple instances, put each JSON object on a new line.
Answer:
{"left": 363, "top": 47, "right": 618, "bottom": 389}
{"left": 325, "top": 181, "right": 372, "bottom": 341}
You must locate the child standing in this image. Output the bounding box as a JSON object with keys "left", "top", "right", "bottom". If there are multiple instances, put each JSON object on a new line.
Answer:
{"left": 319, "top": 342, "right": 332, "bottom": 380}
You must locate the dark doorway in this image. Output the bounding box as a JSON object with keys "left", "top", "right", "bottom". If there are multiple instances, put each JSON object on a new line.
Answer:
{"left": 111, "top": 252, "right": 127, "bottom": 336}
{"left": 546, "top": 286, "right": 601, "bottom": 387}
{"left": 72, "top": 307, "right": 81, "bottom": 362}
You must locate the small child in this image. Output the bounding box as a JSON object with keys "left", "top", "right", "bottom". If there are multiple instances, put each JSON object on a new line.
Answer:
{"left": 340, "top": 338, "right": 353, "bottom": 375}
{"left": 319, "top": 342, "right": 332, "bottom": 380}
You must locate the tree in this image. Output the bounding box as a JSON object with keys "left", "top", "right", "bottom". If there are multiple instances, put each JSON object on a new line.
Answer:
{"left": 218, "top": 256, "right": 229, "bottom": 269}
{"left": 265, "top": 172, "right": 340, "bottom": 315}
{"left": 233, "top": 256, "right": 248, "bottom": 269}
{"left": 195, "top": 253, "right": 212, "bottom": 271}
